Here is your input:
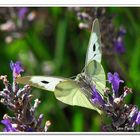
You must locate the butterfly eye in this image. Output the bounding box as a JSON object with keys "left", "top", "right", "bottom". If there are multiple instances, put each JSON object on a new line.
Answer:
{"left": 93, "top": 44, "right": 96, "bottom": 52}
{"left": 41, "top": 81, "right": 49, "bottom": 84}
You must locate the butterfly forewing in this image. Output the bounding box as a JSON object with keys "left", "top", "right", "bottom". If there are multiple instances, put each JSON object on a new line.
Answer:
{"left": 85, "top": 18, "right": 102, "bottom": 65}
{"left": 16, "top": 76, "right": 66, "bottom": 92}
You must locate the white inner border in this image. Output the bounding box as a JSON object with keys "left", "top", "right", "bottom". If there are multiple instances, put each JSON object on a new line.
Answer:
{"left": 0, "top": 0, "right": 139, "bottom": 6}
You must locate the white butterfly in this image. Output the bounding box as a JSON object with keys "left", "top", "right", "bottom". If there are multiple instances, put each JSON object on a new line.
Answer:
{"left": 16, "top": 19, "right": 106, "bottom": 114}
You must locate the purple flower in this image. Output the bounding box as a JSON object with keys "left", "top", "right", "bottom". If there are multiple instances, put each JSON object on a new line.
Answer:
{"left": 129, "top": 106, "right": 139, "bottom": 123}
{"left": 118, "top": 27, "right": 126, "bottom": 36}
{"left": 108, "top": 72, "right": 124, "bottom": 97}
{"left": 128, "top": 107, "right": 140, "bottom": 125}
{"left": 115, "top": 37, "right": 125, "bottom": 54}
{"left": 91, "top": 86, "right": 104, "bottom": 107}
{"left": 18, "top": 8, "right": 28, "bottom": 21}
{"left": 27, "top": 128, "right": 34, "bottom": 132}
{"left": 10, "top": 61, "right": 24, "bottom": 78}
{"left": 135, "top": 112, "right": 140, "bottom": 125}
{"left": 1, "top": 119, "right": 16, "bottom": 132}
{"left": 114, "top": 27, "right": 126, "bottom": 54}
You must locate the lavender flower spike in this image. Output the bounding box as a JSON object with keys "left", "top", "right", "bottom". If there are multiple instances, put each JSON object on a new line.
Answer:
{"left": 0, "top": 61, "right": 51, "bottom": 132}
{"left": 1, "top": 119, "right": 16, "bottom": 132}
{"left": 91, "top": 86, "right": 104, "bottom": 107}
{"left": 18, "top": 8, "right": 28, "bottom": 21}
{"left": 108, "top": 72, "right": 124, "bottom": 97}
{"left": 10, "top": 61, "right": 24, "bottom": 78}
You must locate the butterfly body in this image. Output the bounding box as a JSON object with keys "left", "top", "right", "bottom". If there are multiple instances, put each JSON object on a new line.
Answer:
{"left": 16, "top": 19, "right": 106, "bottom": 114}
{"left": 75, "top": 73, "right": 93, "bottom": 94}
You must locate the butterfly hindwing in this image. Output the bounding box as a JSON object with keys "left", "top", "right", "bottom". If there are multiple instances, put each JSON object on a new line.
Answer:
{"left": 54, "top": 80, "right": 102, "bottom": 114}
{"left": 16, "top": 76, "right": 66, "bottom": 92}
{"left": 85, "top": 60, "right": 106, "bottom": 95}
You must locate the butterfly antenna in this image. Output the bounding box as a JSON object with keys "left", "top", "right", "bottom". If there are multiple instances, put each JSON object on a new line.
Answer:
{"left": 81, "top": 59, "right": 91, "bottom": 73}
{"left": 69, "top": 75, "right": 77, "bottom": 80}
{"left": 81, "top": 66, "right": 86, "bottom": 73}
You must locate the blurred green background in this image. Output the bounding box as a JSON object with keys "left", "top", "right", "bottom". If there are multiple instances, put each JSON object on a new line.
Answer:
{"left": 0, "top": 7, "right": 140, "bottom": 132}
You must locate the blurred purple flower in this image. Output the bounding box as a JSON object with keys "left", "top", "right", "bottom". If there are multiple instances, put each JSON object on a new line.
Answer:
{"left": 108, "top": 72, "right": 124, "bottom": 97}
{"left": 1, "top": 119, "right": 16, "bottom": 132}
{"left": 91, "top": 86, "right": 104, "bottom": 107}
{"left": 114, "top": 27, "right": 126, "bottom": 54}
{"left": 135, "top": 112, "right": 140, "bottom": 125}
{"left": 18, "top": 8, "right": 28, "bottom": 21}
{"left": 10, "top": 61, "right": 24, "bottom": 78}
{"left": 129, "top": 106, "right": 139, "bottom": 123}
{"left": 115, "top": 37, "right": 125, "bottom": 54}
{"left": 27, "top": 128, "right": 34, "bottom": 132}
{"left": 128, "top": 107, "right": 140, "bottom": 125}
{"left": 118, "top": 27, "right": 126, "bottom": 36}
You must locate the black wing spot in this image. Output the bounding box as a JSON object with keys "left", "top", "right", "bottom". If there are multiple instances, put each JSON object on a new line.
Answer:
{"left": 41, "top": 81, "right": 49, "bottom": 84}
{"left": 93, "top": 44, "right": 96, "bottom": 52}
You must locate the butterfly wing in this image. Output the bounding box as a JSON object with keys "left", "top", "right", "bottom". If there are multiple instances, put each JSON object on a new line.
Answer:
{"left": 85, "top": 60, "right": 106, "bottom": 95}
{"left": 16, "top": 76, "right": 67, "bottom": 92}
{"left": 54, "top": 80, "right": 102, "bottom": 114}
{"left": 84, "top": 19, "right": 105, "bottom": 95}
{"left": 85, "top": 18, "right": 102, "bottom": 65}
